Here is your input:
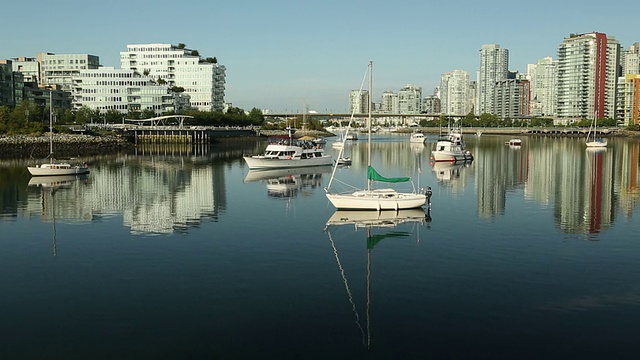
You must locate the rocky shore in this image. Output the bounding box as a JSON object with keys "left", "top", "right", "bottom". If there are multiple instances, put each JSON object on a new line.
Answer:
{"left": 0, "top": 134, "right": 135, "bottom": 159}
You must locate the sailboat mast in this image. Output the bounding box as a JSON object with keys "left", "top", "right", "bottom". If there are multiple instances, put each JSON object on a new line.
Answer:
{"left": 367, "top": 61, "right": 373, "bottom": 192}
{"left": 49, "top": 90, "right": 53, "bottom": 160}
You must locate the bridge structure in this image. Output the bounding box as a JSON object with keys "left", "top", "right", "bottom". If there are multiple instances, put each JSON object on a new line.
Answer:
{"left": 264, "top": 112, "right": 463, "bottom": 121}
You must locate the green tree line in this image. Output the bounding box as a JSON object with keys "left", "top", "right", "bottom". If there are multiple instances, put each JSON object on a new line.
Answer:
{"left": 0, "top": 103, "right": 266, "bottom": 135}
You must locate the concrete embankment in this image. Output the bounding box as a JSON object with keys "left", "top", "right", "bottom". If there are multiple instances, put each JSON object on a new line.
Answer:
{"left": 0, "top": 134, "right": 135, "bottom": 159}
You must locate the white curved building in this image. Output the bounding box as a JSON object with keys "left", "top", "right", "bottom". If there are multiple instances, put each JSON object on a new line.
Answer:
{"left": 120, "top": 43, "right": 226, "bottom": 112}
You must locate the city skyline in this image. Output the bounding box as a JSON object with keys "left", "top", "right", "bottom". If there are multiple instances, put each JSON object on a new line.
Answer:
{"left": 1, "top": 0, "right": 638, "bottom": 113}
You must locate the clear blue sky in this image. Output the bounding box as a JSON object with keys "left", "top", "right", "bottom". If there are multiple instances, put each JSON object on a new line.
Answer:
{"left": 1, "top": 0, "right": 637, "bottom": 113}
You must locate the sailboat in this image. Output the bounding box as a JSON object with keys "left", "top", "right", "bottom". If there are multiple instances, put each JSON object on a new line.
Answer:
{"left": 324, "top": 61, "right": 428, "bottom": 210}
{"left": 586, "top": 111, "right": 607, "bottom": 148}
{"left": 27, "top": 91, "right": 90, "bottom": 176}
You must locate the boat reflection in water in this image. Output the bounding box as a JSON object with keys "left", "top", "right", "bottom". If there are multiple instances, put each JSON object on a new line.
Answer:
{"left": 324, "top": 208, "right": 430, "bottom": 350}
{"left": 431, "top": 160, "right": 472, "bottom": 182}
{"left": 27, "top": 174, "right": 88, "bottom": 257}
{"left": 244, "top": 165, "right": 332, "bottom": 198}
{"left": 27, "top": 174, "right": 89, "bottom": 189}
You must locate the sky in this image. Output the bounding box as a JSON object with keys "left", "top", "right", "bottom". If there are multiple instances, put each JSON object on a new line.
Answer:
{"left": 2, "top": 0, "right": 638, "bottom": 113}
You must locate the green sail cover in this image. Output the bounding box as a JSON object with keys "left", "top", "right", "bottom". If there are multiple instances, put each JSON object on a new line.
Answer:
{"left": 367, "top": 231, "right": 410, "bottom": 249}
{"left": 367, "top": 166, "right": 410, "bottom": 183}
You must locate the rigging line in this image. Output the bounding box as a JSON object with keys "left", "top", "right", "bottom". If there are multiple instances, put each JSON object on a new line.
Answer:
{"left": 326, "top": 64, "right": 370, "bottom": 192}
{"left": 327, "top": 229, "right": 367, "bottom": 346}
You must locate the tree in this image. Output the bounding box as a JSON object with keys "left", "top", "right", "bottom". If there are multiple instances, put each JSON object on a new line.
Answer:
{"left": 191, "top": 50, "right": 199, "bottom": 57}
{"left": 171, "top": 86, "right": 185, "bottom": 93}
{"left": 248, "top": 108, "right": 264, "bottom": 125}
{"left": 141, "top": 109, "right": 156, "bottom": 119}
{"left": 74, "top": 106, "right": 95, "bottom": 125}
{"left": 462, "top": 112, "right": 477, "bottom": 127}
{"left": 105, "top": 109, "right": 122, "bottom": 124}
{"left": 61, "top": 109, "right": 75, "bottom": 124}
{"left": 177, "top": 43, "right": 186, "bottom": 49}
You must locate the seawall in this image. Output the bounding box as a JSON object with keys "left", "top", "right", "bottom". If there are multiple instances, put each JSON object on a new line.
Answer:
{"left": 0, "top": 134, "right": 135, "bottom": 159}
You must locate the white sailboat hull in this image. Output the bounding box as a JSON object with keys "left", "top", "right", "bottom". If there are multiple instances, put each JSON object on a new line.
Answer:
{"left": 326, "top": 189, "right": 426, "bottom": 210}
{"left": 27, "top": 163, "right": 90, "bottom": 176}
{"left": 586, "top": 140, "right": 607, "bottom": 148}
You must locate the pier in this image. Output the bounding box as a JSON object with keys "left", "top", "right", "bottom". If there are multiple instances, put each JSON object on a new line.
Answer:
{"left": 86, "top": 115, "right": 257, "bottom": 144}
{"left": 124, "top": 126, "right": 256, "bottom": 144}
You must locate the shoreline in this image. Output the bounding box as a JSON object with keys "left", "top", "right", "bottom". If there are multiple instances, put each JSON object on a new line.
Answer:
{"left": 0, "top": 134, "right": 135, "bottom": 159}
{"left": 2, "top": 128, "right": 639, "bottom": 159}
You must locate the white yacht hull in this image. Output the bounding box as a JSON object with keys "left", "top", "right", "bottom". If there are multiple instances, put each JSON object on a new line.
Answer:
{"left": 430, "top": 150, "right": 473, "bottom": 162}
{"left": 326, "top": 189, "right": 426, "bottom": 210}
{"left": 243, "top": 155, "right": 333, "bottom": 170}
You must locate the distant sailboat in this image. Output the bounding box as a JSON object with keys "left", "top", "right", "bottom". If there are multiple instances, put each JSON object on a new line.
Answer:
{"left": 586, "top": 111, "right": 607, "bottom": 148}
{"left": 27, "top": 91, "right": 90, "bottom": 176}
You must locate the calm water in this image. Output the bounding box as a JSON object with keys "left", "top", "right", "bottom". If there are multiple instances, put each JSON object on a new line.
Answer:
{"left": 1, "top": 133, "right": 640, "bottom": 359}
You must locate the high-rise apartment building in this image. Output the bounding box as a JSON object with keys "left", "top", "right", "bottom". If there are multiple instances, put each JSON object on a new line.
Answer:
{"left": 37, "top": 52, "right": 100, "bottom": 91}
{"left": 478, "top": 44, "right": 509, "bottom": 115}
{"left": 556, "top": 32, "right": 620, "bottom": 119}
{"left": 534, "top": 57, "right": 557, "bottom": 117}
{"left": 380, "top": 91, "right": 398, "bottom": 114}
{"left": 422, "top": 95, "right": 441, "bottom": 114}
{"left": 493, "top": 79, "right": 531, "bottom": 120}
{"left": 120, "top": 43, "right": 226, "bottom": 112}
{"left": 440, "top": 70, "right": 470, "bottom": 116}
{"left": 397, "top": 84, "right": 422, "bottom": 114}
{"left": 349, "top": 89, "right": 369, "bottom": 114}
{"left": 623, "top": 43, "right": 640, "bottom": 75}
{"left": 619, "top": 43, "right": 640, "bottom": 124}
{"left": 623, "top": 74, "right": 640, "bottom": 125}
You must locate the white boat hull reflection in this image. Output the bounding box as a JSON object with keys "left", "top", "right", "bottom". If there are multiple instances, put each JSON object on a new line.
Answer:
{"left": 28, "top": 174, "right": 88, "bottom": 188}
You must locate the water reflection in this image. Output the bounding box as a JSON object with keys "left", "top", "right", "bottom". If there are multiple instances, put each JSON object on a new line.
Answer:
{"left": 324, "top": 208, "right": 429, "bottom": 350}
{"left": 27, "top": 175, "right": 90, "bottom": 256}
{"left": 431, "top": 160, "right": 472, "bottom": 183}
{"left": 244, "top": 165, "right": 332, "bottom": 199}
{"left": 1, "top": 137, "right": 639, "bottom": 237}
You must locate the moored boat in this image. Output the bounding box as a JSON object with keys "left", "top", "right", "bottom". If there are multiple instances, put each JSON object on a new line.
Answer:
{"left": 586, "top": 111, "right": 607, "bottom": 148}
{"left": 430, "top": 139, "right": 473, "bottom": 162}
{"left": 409, "top": 131, "right": 426, "bottom": 143}
{"left": 27, "top": 91, "right": 90, "bottom": 177}
{"left": 243, "top": 128, "right": 333, "bottom": 170}
{"left": 324, "top": 62, "right": 427, "bottom": 211}
{"left": 507, "top": 138, "right": 522, "bottom": 146}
